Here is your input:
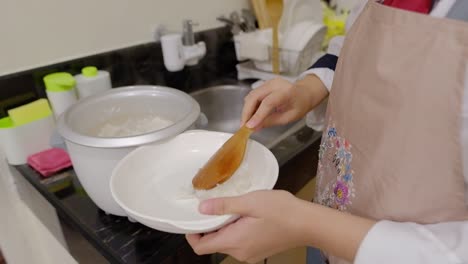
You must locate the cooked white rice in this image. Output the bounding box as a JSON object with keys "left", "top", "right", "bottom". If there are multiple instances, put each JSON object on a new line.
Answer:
{"left": 176, "top": 169, "right": 252, "bottom": 201}
{"left": 97, "top": 114, "right": 173, "bottom": 137}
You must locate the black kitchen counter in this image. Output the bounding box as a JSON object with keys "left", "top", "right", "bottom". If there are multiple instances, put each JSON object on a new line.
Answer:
{"left": 15, "top": 165, "right": 206, "bottom": 264}
{"left": 15, "top": 126, "right": 321, "bottom": 264}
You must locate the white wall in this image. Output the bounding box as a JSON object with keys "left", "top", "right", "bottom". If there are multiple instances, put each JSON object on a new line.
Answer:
{"left": 0, "top": 0, "right": 250, "bottom": 76}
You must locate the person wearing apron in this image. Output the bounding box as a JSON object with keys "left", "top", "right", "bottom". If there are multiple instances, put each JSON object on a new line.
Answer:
{"left": 186, "top": 1, "right": 468, "bottom": 263}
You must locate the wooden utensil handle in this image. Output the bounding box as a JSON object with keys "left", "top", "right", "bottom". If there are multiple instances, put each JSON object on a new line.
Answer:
{"left": 272, "top": 25, "right": 280, "bottom": 74}
{"left": 239, "top": 125, "right": 254, "bottom": 136}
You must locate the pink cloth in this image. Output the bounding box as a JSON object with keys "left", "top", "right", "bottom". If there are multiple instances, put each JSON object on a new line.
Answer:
{"left": 27, "top": 148, "right": 72, "bottom": 177}
{"left": 383, "top": 0, "right": 432, "bottom": 14}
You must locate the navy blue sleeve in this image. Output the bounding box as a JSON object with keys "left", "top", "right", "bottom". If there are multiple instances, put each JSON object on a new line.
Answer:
{"left": 308, "top": 54, "right": 338, "bottom": 71}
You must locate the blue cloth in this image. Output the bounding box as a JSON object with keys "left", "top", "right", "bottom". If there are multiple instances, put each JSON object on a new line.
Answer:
{"left": 306, "top": 247, "right": 327, "bottom": 264}
{"left": 447, "top": 0, "right": 468, "bottom": 22}
{"left": 308, "top": 54, "right": 339, "bottom": 71}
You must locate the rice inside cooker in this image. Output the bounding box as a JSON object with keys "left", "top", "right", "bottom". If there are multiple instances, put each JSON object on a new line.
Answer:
{"left": 96, "top": 114, "right": 174, "bottom": 137}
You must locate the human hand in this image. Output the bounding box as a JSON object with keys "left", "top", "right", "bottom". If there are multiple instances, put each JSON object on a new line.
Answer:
{"left": 186, "top": 190, "right": 306, "bottom": 263}
{"left": 241, "top": 75, "right": 328, "bottom": 130}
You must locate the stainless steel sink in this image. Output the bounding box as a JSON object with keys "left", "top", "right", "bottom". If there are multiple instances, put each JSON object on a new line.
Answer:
{"left": 190, "top": 84, "right": 321, "bottom": 165}
{"left": 190, "top": 85, "right": 303, "bottom": 148}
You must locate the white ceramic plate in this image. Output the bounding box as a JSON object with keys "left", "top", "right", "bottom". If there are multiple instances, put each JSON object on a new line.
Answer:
{"left": 110, "top": 130, "right": 279, "bottom": 234}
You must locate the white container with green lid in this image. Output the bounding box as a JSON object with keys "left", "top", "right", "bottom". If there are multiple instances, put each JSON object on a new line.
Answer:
{"left": 75, "top": 66, "right": 112, "bottom": 99}
{"left": 44, "top": 72, "right": 78, "bottom": 118}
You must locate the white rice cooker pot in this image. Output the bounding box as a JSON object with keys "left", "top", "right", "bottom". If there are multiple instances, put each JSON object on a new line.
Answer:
{"left": 57, "top": 85, "right": 200, "bottom": 216}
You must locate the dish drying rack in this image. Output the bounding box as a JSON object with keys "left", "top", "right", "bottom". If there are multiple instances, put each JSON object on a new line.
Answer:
{"left": 234, "top": 24, "right": 326, "bottom": 80}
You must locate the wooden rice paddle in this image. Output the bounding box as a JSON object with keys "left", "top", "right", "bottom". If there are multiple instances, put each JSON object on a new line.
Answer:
{"left": 192, "top": 126, "right": 254, "bottom": 190}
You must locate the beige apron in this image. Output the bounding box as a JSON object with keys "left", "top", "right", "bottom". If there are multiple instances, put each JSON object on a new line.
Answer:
{"left": 314, "top": 1, "right": 468, "bottom": 263}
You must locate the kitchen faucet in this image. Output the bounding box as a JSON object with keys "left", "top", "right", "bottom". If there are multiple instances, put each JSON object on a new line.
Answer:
{"left": 182, "top": 20, "right": 196, "bottom": 46}
{"left": 161, "top": 20, "right": 207, "bottom": 72}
